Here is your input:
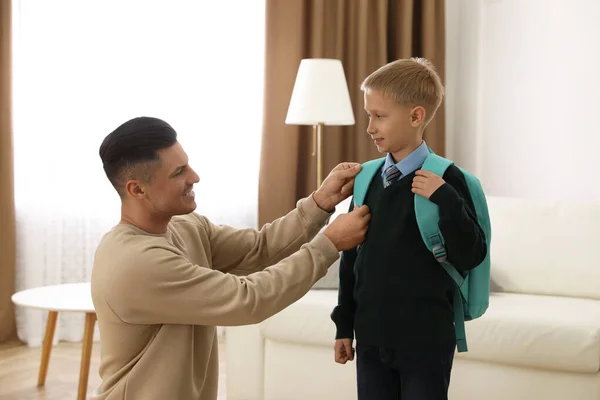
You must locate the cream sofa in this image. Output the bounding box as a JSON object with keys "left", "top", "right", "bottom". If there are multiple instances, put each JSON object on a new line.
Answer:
{"left": 225, "top": 196, "right": 600, "bottom": 400}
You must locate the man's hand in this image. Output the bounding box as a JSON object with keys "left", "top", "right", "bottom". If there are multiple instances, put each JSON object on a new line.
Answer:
{"left": 313, "top": 163, "right": 362, "bottom": 211}
{"left": 324, "top": 205, "right": 370, "bottom": 251}
{"left": 412, "top": 169, "right": 445, "bottom": 199}
{"left": 334, "top": 338, "right": 355, "bottom": 364}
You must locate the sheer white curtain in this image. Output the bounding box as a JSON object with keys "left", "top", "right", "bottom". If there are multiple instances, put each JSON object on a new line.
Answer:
{"left": 12, "top": 0, "right": 265, "bottom": 346}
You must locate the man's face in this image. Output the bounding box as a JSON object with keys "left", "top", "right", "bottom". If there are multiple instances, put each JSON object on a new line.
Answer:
{"left": 142, "top": 142, "right": 200, "bottom": 217}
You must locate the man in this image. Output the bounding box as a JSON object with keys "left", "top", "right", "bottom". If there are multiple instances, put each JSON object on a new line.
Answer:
{"left": 91, "top": 116, "right": 370, "bottom": 399}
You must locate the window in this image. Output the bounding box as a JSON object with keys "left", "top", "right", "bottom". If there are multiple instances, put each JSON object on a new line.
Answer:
{"left": 12, "top": 0, "right": 265, "bottom": 345}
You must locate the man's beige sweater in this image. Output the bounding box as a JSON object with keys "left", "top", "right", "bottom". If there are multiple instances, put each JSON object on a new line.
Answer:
{"left": 90, "top": 195, "right": 339, "bottom": 399}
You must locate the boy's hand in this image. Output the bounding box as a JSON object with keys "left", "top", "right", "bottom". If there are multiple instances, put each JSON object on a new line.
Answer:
{"left": 334, "top": 338, "right": 355, "bottom": 364}
{"left": 412, "top": 170, "right": 445, "bottom": 199}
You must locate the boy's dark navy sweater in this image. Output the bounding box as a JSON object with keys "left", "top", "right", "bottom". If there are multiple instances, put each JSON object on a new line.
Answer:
{"left": 331, "top": 164, "right": 487, "bottom": 353}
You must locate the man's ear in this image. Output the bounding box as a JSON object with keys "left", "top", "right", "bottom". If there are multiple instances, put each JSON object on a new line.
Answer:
{"left": 410, "top": 106, "right": 426, "bottom": 128}
{"left": 124, "top": 180, "right": 146, "bottom": 199}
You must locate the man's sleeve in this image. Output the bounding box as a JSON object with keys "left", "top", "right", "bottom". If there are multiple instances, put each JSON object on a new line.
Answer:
{"left": 205, "top": 194, "right": 334, "bottom": 275}
{"left": 104, "top": 234, "right": 340, "bottom": 327}
{"left": 330, "top": 198, "right": 356, "bottom": 340}
{"left": 430, "top": 165, "right": 488, "bottom": 271}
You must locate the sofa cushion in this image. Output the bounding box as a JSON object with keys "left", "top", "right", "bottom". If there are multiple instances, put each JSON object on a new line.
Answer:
{"left": 260, "top": 290, "right": 338, "bottom": 347}
{"left": 261, "top": 291, "right": 600, "bottom": 374}
{"left": 487, "top": 196, "right": 600, "bottom": 300}
{"left": 459, "top": 292, "right": 600, "bottom": 373}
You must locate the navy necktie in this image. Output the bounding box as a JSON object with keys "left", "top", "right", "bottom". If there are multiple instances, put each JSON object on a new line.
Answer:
{"left": 384, "top": 165, "right": 402, "bottom": 187}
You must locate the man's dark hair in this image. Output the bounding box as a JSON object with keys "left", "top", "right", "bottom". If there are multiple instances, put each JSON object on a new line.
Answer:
{"left": 99, "top": 116, "right": 178, "bottom": 196}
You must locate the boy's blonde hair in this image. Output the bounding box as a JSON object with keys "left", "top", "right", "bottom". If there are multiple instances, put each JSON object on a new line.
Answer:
{"left": 361, "top": 57, "right": 444, "bottom": 126}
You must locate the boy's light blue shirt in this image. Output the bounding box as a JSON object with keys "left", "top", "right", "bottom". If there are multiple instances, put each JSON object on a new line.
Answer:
{"left": 381, "top": 141, "right": 430, "bottom": 185}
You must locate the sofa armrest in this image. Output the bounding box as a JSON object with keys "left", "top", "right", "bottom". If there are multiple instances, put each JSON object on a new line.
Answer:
{"left": 225, "top": 324, "right": 264, "bottom": 400}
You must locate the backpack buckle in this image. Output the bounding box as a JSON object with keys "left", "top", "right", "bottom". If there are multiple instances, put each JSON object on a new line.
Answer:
{"left": 429, "top": 233, "right": 447, "bottom": 263}
{"left": 429, "top": 233, "right": 448, "bottom": 264}
{"left": 432, "top": 244, "right": 447, "bottom": 263}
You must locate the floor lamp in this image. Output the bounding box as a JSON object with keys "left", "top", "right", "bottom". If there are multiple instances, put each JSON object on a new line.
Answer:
{"left": 285, "top": 59, "right": 355, "bottom": 188}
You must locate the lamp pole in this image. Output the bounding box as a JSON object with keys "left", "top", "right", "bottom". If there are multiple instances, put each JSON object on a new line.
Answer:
{"left": 313, "top": 122, "right": 324, "bottom": 188}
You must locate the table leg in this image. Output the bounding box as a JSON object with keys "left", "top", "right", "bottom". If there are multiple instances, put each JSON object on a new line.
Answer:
{"left": 37, "top": 311, "right": 58, "bottom": 386}
{"left": 77, "top": 312, "right": 96, "bottom": 400}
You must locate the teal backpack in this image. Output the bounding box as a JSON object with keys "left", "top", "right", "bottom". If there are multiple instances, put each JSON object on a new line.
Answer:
{"left": 353, "top": 149, "right": 491, "bottom": 353}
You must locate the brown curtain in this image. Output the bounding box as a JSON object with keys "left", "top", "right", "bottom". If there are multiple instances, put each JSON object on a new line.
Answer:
{"left": 259, "top": 0, "right": 445, "bottom": 226}
{"left": 0, "top": 0, "right": 17, "bottom": 343}
{"left": 0, "top": 0, "right": 16, "bottom": 344}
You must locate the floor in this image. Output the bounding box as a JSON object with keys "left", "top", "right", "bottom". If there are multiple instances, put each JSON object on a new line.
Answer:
{"left": 0, "top": 337, "right": 227, "bottom": 399}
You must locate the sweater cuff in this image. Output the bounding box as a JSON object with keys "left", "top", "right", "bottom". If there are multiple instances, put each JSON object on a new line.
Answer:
{"left": 429, "top": 182, "right": 462, "bottom": 211}
{"left": 311, "top": 233, "right": 340, "bottom": 264}
{"left": 298, "top": 192, "right": 335, "bottom": 229}
{"left": 335, "top": 327, "right": 354, "bottom": 341}
{"left": 331, "top": 307, "right": 354, "bottom": 340}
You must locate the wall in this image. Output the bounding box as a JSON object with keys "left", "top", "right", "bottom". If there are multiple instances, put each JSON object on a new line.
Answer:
{"left": 446, "top": 0, "right": 600, "bottom": 203}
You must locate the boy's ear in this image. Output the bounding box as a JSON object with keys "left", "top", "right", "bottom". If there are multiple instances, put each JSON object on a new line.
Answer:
{"left": 410, "top": 106, "right": 426, "bottom": 127}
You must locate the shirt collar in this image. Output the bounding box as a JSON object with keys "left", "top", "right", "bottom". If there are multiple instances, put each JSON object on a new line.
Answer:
{"left": 381, "top": 141, "right": 430, "bottom": 177}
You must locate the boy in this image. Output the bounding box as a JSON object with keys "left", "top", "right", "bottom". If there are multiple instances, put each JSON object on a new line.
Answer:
{"left": 330, "top": 58, "right": 487, "bottom": 400}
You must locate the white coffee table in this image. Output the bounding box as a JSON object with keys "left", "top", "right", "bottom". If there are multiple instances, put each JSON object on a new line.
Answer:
{"left": 11, "top": 282, "right": 96, "bottom": 400}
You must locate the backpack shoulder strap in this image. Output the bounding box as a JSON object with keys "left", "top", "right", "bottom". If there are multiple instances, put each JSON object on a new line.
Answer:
{"left": 415, "top": 152, "right": 471, "bottom": 352}
{"left": 353, "top": 157, "right": 385, "bottom": 206}
{"left": 420, "top": 151, "right": 454, "bottom": 177}
{"left": 414, "top": 153, "right": 465, "bottom": 287}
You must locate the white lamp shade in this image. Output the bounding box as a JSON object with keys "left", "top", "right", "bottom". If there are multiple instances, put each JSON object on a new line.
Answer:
{"left": 285, "top": 58, "right": 355, "bottom": 126}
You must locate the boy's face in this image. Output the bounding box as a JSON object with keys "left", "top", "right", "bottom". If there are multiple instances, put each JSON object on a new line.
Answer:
{"left": 363, "top": 89, "right": 425, "bottom": 160}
